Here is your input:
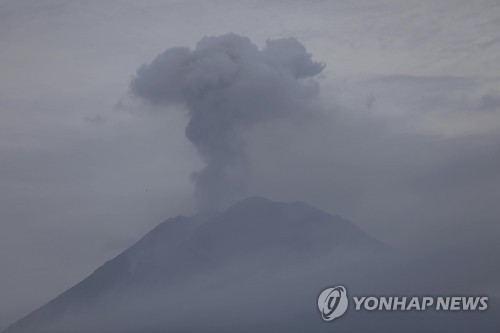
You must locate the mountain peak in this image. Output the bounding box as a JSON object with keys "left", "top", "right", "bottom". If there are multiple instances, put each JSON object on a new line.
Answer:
{"left": 233, "top": 195, "right": 274, "bottom": 206}
{"left": 225, "top": 196, "right": 317, "bottom": 216}
{"left": 226, "top": 196, "right": 285, "bottom": 212}
{"left": 3, "top": 197, "right": 385, "bottom": 333}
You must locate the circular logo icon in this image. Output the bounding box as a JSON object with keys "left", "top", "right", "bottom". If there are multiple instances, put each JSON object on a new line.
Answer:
{"left": 318, "top": 286, "right": 348, "bottom": 321}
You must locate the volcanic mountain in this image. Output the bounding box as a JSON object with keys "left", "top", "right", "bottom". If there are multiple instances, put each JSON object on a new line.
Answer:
{"left": 4, "top": 197, "right": 498, "bottom": 332}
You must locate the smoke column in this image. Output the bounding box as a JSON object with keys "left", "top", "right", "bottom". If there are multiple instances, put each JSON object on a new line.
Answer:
{"left": 131, "top": 34, "right": 324, "bottom": 210}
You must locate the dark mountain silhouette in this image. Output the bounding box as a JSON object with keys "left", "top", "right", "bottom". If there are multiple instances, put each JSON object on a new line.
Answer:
{"left": 4, "top": 197, "right": 498, "bottom": 332}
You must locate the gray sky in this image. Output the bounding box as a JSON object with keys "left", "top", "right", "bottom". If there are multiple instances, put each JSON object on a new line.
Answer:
{"left": 1, "top": 0, "right": 500, "bottom": 329}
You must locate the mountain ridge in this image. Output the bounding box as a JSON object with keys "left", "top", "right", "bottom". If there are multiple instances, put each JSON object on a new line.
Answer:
{"left": 3, "top": 196, "right": 388, "bottom": 333}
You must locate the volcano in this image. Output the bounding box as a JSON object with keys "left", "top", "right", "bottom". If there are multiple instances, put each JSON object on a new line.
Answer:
{"left": 4, "top": 197, "right": 498, "bottom": 332}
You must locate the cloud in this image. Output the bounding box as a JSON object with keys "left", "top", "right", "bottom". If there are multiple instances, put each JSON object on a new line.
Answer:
{"left": 131, "top": 34, "right": 324, "bottom": 210}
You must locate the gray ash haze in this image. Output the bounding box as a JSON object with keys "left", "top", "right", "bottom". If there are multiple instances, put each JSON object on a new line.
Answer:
{"left": 131, "top": 34, "right": 324, "bottom": 210}
{"left": 1, "top": 0, "right": 500, "bottom": 331}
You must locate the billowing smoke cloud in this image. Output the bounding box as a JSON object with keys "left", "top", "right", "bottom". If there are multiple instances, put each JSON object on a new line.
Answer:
{"left": 131, "top": 34, "right": 324, "bottom": 210}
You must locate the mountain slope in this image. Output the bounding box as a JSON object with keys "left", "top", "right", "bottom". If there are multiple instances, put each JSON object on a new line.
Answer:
{"left": 6, "top": 197, "right": 498, "bottom": 332}
{"left": 4, "top": 197, "right": 386, "bottom": 333}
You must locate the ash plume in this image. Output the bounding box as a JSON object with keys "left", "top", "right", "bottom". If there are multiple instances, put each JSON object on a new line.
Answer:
{"left": 131, "top": 34, "right": 324, "bottom": 210}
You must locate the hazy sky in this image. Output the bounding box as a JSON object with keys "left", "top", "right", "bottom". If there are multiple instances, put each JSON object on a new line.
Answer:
{"left": 1, "top": 0, "right": 500, "bottom": 329}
